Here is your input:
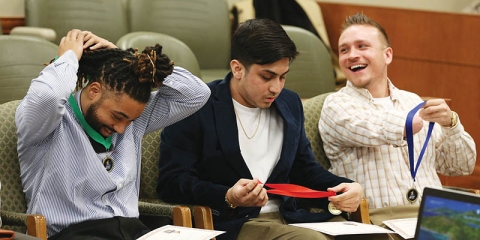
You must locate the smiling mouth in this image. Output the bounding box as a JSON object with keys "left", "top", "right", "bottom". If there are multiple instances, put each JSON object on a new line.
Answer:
{"left": 102, "top": 126, "right": 115, "bottom": 136}
{"left": 349, "top": 64, "right": 367, "bottom": 72}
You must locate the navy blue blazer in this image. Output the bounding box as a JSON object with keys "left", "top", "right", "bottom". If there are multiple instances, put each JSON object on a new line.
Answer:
{"left": 157, "top": 74, "right": 352, "bottom": 239}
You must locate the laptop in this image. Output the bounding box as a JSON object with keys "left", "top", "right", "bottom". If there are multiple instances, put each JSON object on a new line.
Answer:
{"left": 414, "top": 187, "right": 480, "bottom": 240}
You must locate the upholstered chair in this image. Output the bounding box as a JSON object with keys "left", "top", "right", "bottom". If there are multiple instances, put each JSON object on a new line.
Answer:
{"left": 283, "top": 25, "right": 336, "bottom": 99}
{"left": 0, "top": 100, "right": 47, "bottom": 239}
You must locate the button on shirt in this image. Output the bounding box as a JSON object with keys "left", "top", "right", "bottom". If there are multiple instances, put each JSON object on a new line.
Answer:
{"left": 15, "top": 50, "right": 210, "bottom": 236}
{"left": 319, "top": 80, "right": 476, "bottom": 209}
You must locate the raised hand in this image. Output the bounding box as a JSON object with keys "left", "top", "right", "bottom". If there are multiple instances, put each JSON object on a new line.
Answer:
{"left": 58, "top": 29, "right": 85, "bottom": 61}
{"left": 82, "top": 30, "right": 117, "bottom": 50}
{"left": 419, "top": 99, "right": 452, "bottom": 127}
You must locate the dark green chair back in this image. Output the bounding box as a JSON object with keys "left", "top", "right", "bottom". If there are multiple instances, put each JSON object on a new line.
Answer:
{"left": 128, "top": 0, "right": 231, "bottom": 82}
{"left": 25, "top": 0, "right": 128, "bottom": 45}
{"left": 0, "top": 100, "right": 28, "bottom": 232}
{"left": 0, "top": 35, "right": 58, "bottom": 104}
{"left": 139, "top": 129, "right": 184, "bottom": 222}
{"left": 116, "top": 32, "right": 202, "bottom": 79}
{"left": 140, "top": 129, "right": 163, "bottom": 200}
{"left": 303, "top": 92, "right": 333, "bottom": 169}
{"left": 283, "top": 25, "right": 336, "bottom": 98}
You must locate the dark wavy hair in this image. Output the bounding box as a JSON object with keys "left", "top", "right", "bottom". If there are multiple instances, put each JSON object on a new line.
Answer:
{"left": 231, "top": 18, "right": 298, "bottom": 70}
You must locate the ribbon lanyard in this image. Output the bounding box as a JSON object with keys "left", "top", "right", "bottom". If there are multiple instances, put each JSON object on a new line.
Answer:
{"left": 405, "top": 101, "right": 435, "bottom": 181}
{"left": 68, "top": 94, "right": 113, "bottom": 150}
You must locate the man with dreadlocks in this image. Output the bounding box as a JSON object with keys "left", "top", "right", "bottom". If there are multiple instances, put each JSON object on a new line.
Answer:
{"left": 15, "top": 29, "right": 210, "bottom": 239}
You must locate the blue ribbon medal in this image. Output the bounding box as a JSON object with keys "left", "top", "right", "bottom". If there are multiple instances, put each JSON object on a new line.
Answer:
{"left": 405, "top": 101, "right": 435, "bottom": 203}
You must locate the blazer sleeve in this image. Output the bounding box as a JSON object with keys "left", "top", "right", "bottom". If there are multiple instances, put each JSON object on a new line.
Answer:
{"left": 156, "top": 110, "right": 233, "bottom": 215}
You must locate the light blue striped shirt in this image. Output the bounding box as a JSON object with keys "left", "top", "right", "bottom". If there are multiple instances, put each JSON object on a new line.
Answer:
{"left": 15, "top": 50, "right": 210, "bottom": 236}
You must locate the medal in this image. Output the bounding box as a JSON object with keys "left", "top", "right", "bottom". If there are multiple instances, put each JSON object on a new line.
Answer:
{"left": 405, "top": 102, "right": 434, "bottom": 203}
{"left": 102, "top": 146, "right": 115, "bottom": 172}
{"left": 328, "top": 202, "right": 341, "bottom": 215}
{"left": 102, "top": 156, "right": 114, "bottom": 172}
{"left": 406, "top": 187, "right": 419, "bottom": 203}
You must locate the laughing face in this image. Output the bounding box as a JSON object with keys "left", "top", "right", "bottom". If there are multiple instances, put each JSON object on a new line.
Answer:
{"left": 84, "top": 93, "right": 146, "bottom": 137}
{"left": 338, "top": 25, "right": 392, "bottom": 93}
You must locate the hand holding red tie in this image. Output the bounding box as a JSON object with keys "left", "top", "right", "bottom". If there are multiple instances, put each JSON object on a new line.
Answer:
{"left": 225, "top": 179, "right": 363, "bottom": 212}
{"left": 226, "top": 178, "right": 268, "bottom": 208}
{"left": 263, "top": 181, "right": 363, "bottom": 213}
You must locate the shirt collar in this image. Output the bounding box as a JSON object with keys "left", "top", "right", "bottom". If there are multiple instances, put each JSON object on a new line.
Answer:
{"left": 345, "top": 78, "right": 400, "bottom": 102}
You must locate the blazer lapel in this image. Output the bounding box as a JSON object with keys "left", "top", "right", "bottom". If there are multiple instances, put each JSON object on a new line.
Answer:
{"left": 267, "top": 94, "right": 297, "bottom": 182}
{"left": 212, "top": 78, "right": 252, "bottom": 178}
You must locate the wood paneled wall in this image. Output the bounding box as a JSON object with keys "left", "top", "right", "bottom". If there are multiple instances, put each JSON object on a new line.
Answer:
{"left": 318, "top": 2, "right": 480, "bottom": 189}
{"left": 0, "top": 17, "right": 24, "bottom": 34}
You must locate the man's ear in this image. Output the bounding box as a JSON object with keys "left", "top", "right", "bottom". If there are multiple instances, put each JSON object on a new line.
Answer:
{"left": 384, "top": 47, "right": 393, "bottom": 65}
{"left": 86, "top": 82, "right": 103, "bottom": 101}
{"left": 230, "top": 60, "right": 244, "bottom": 79}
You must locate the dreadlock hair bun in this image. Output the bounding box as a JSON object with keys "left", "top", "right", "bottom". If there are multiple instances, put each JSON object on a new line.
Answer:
{"left": 132, "top": 44, "right": 174, "bottom": 88}
{"left": 77, "top": 44, "right": 174, "bottom": 104}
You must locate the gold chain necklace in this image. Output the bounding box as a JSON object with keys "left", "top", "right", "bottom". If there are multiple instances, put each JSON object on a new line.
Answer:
{"left": 233, "top": 106, "right": 262, "bottom": 139}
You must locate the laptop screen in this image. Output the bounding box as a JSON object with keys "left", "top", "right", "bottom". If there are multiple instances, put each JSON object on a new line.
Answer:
{"left": 414, "top": 187, "right": 480, "bottom": 240}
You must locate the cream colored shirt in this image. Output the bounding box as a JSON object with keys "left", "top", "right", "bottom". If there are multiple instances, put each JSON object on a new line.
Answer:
{"left": 319, "top": 80, "right": 476, "bottom": 209}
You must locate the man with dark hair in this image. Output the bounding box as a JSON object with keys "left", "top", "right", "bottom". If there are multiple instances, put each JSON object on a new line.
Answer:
{"left": 157, "top": 18, "right": 363, "bottom": 240}
{"left": 319, "top": 13, "right": 476, "bottom": 229}
{"left": 15, "top": 29, "right": 210, "bottom": 239}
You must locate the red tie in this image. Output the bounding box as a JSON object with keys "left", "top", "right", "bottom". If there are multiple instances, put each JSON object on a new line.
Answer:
{"left": 263, "top": 183, "right": 336, "bottom": 198}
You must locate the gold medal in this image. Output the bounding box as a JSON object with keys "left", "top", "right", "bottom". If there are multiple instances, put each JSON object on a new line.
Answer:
{"left": 103, "top": 156, "right": 114, "bottom": 172}
{"left": 406, "top": 188, "right": 419, "bottom": 203}
{"left": 328, "top": 202, "right": 342, "bottom": 215}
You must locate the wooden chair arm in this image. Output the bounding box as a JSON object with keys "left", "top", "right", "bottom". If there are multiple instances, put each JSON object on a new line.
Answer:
{"left": 350, "top": 198, "right": 370, "bottom": 224}
{"left": 26, "top": 214, "right": 47, "bottom": 240}
{"left": 193, "top": 206, "right": 215, "bottom": 240}
{"left": 193, "top": 206, "right": 214, "bottom": 230}
{"left": 172, "top": 206, "right": 192, "bottom": 228}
